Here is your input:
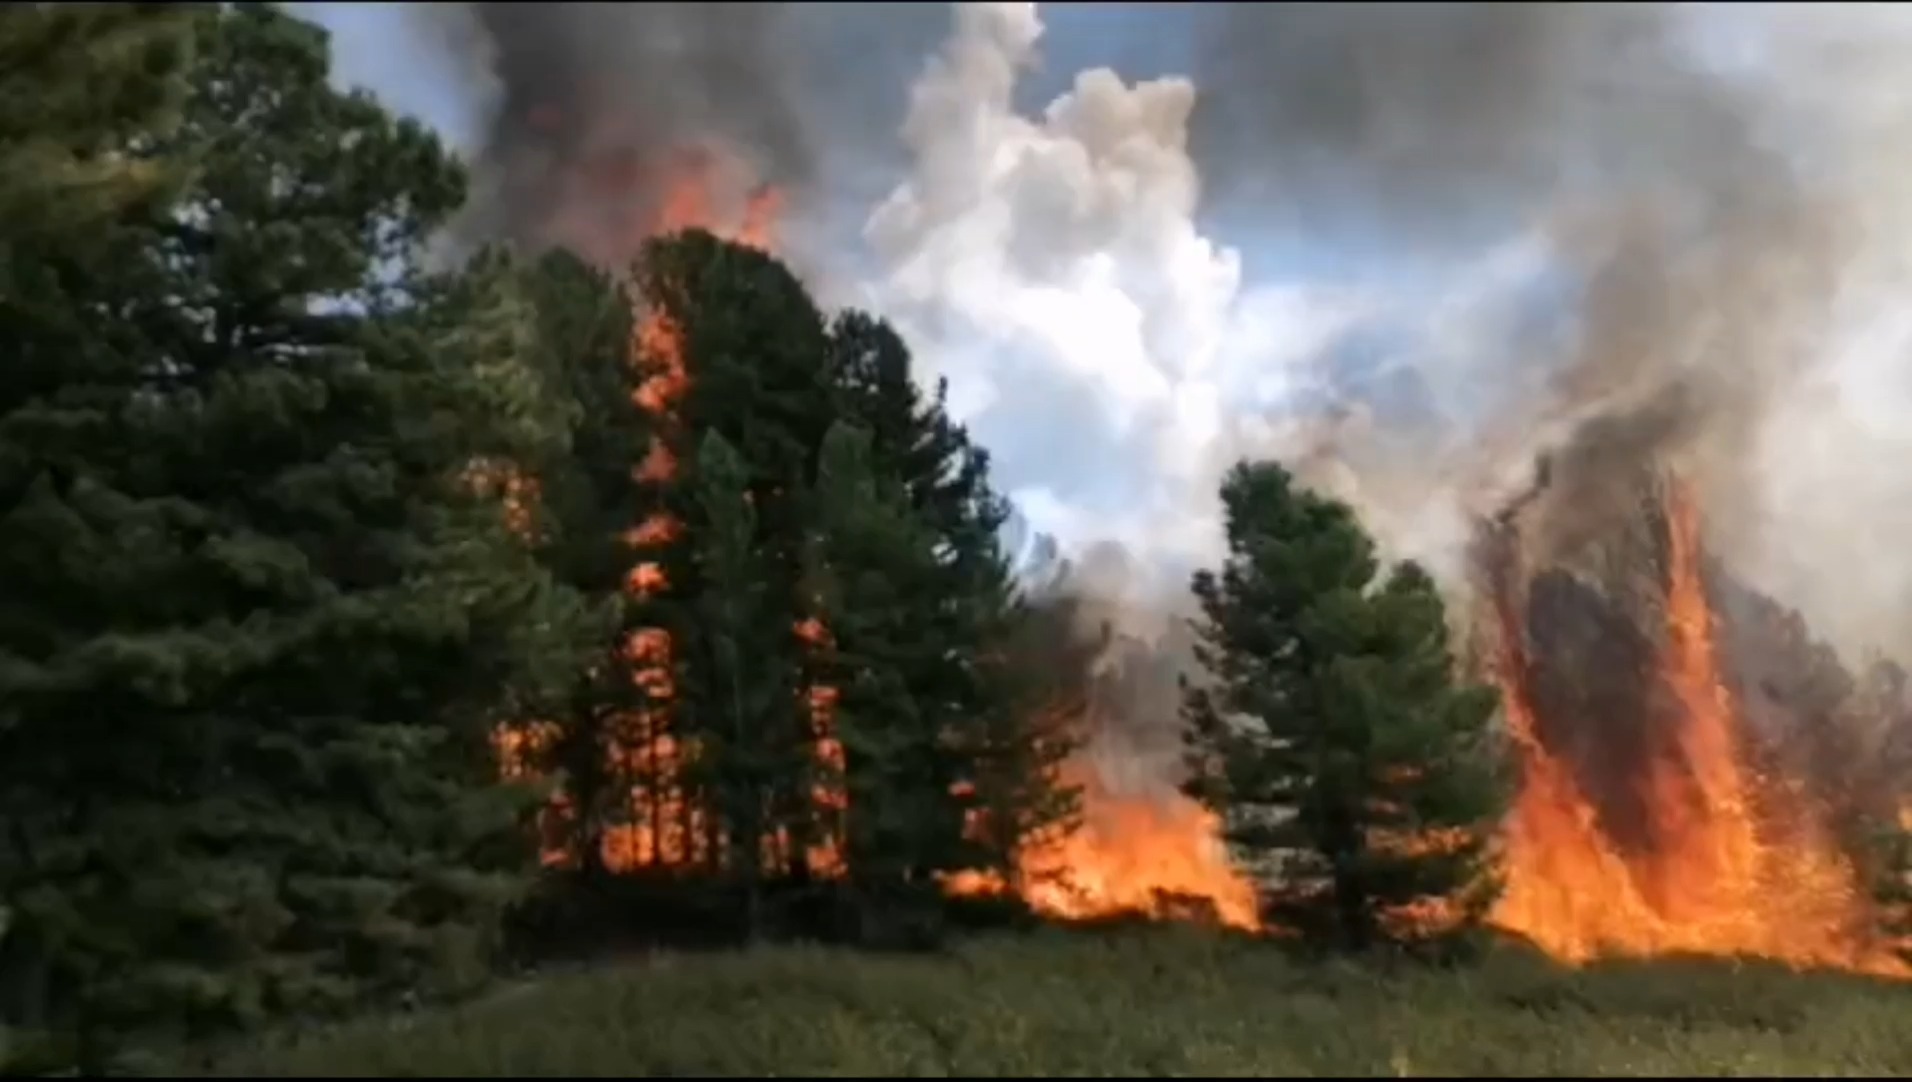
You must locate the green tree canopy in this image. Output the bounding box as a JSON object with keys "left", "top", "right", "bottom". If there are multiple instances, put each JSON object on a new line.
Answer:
{"left": 0, "top": 5, "right": 594, "bottom": 1066}
{"left": 825, "top": 310, "right": 1081, "bottom": 897}
{"left": 611, "top": 230, "right": 834, "bottom": 903}
{"left": 1181, "top": 459, "right": 1509, "bottom": 953}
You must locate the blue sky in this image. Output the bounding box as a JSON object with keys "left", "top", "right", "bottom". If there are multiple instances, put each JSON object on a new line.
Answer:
{"left": 292, "top": 3, "right": 1200, "bottom": 156}
{"left": 287, "top": 3, "right": 488, "bottom": 153}
{"left": 279, "top": 4, "right": 1912, "bottom": 660}
{"left": 282, "top": 2, "right": 1549, "bottom": 563}
{"left": 288, "top": 1, "right": 1454, "bottom": 294}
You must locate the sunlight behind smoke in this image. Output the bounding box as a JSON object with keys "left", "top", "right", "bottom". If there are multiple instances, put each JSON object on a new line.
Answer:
{"left": 863, "top": 2, "right": 1360, "bottom": 571}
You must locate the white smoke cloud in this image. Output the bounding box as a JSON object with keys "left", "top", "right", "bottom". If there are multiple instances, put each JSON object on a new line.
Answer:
{"left": 856, "top": 2, "right": 1584, "bottom": 591}
{"left": 865, "top": 1, "right": 1912, "bottom": 670}
{"left": 298, "top": 0, "right": 1912, "bottom": 663}
{"left": 859, "top": 2, "right": 1357, "bottom": 575}
{"left": 1718, "top": 5, "right": 1912, "bottom": 658}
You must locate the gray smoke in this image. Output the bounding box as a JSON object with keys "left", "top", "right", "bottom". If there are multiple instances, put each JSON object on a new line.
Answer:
{"left": 1188, "top": 1, "right": 1808, "bottom": 479}
{"left": 1179, "top": 3, "right": 1912, "bottom": 660}
{"left": 301, "top": 2, "right": 1912, "bottom": 665}
{"left": 406, "top": 2, "right": 947, "bottom": 269}
{"left": 1190, "top": 6, "right": 1765, "bottom": 247}
{"left": 449, "top": 2, "right": 808, "bottom": 259}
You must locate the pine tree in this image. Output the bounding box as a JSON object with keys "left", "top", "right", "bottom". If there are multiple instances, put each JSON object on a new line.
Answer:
{"left": 685, "top": 429, "right": 784, "bottom": 928}
{"left": 0, "top": 5, "right": 594, "bottom": 1064}
{"left": 1866, "top": 813, "right": 1912, "bottom": 966}
{"left": 517, "top": 250, "right": 645, "bottom": 598}
{"left": 1181, "top": 459, "right": 1509, "bottom": 953}
{"left": 825, "top": 311, "right": 1081, "bottom": 896}
{"left": 972, "top": 587, "right": 1091, "bottom": 898}
{"left": 0, "top": 10, "right": 201, "bottom": 1066}
{"left": 804, "top": 421, "right": 964, "bottom": 942}
{"left": 507, "top": 249, "right": 647, "bottom": 872}
{"left": 0, "top": 3, "right": 198, "bottom": 285}
{"left": 624, "top": 231, "right": 835, "bottom": 903}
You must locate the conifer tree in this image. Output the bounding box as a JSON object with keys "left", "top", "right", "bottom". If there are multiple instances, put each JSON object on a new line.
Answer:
{"left": 969, "top": 587, "right": 1091, "bottom": 896}
{"left": 1181, "top": 459, "right": 1509, "bottom": 952}
{"left": 0, "top": 3, "right": 198, "bottom": 285}
{"left": 1866, "top": 816, "right": 1912, "bottom": 967}
{"left": 508, "top": 249, "right": 647, "bottom": 872}
{"left": 825, "top": 312, "right": 1081, "bottom": 891}
{"left": 0, "top": 5, "right": 593, "bottom": 1064}
{"left": 686, "top": 429, "right": 784, "bottom": 926}
{"left": 624, "top": 231, "right": 835, "bottom": 900}
{"left": 805, "top": 421, "right": 964, "bottom": 939}
{"left": 0, "top": 8, "right": 201, "bottom": 1068}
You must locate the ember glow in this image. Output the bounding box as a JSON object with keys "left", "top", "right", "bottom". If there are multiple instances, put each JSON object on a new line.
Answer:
{"left": 491, "top": 149, "right": 786, "bottom": 874}
{"left": 309, "top": 0, "right": 1912, "bottom": 979}
{"left": 1488, "top": 479, "right": 1905, "bottom": 975}
{"left": 460, "top": 20, "right": 1905, "bottom": 963}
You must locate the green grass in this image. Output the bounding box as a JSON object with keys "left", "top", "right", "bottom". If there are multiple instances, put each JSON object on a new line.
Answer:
{"left": 191, "top": 927, "right": 1912, "bottom": 1077}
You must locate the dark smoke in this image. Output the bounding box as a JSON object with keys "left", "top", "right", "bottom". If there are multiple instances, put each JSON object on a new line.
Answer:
{"left": 449, "top": 3, "right": 804, "bottom": 260}
{"left": 1188, "top": 4, "right": 1785, "bottom": 252}
{"left": 1478, "top": 418, "right": 1912, "bottom": 868}
{"left": 418, "top": 2, "right": 947, "bottom": 267}
{"left": 1187, "top": 3, "right": 1853, "bottom": 647}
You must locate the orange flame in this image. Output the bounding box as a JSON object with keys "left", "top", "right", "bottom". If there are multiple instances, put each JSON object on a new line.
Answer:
{"left": 946, "top": 760, "right": 1261, "bottom": 931}
{"left": 645, "top": 144, "right": 783, "bottom": 254}
{"left": 500, "top": 148, "right": 791, "bottom": 879}
{"left": 497, "top": 147, "right": 816, "bottom": 876}
{"left": 491, "top": 143, "right": 1253, "bottom": 927}
{"left": 1490, "top": 478, "right": 1904, "bottom": 975}
{"left": 498, "top": 140, "right": 1257, "bottom": 919}
{"left": 463, "top": 458, "right": 543, "bottom": 542}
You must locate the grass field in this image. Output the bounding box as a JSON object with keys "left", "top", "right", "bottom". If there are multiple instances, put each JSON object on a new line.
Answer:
{"left": 190, "top": 926, "right": 1912, "bottom": 1077}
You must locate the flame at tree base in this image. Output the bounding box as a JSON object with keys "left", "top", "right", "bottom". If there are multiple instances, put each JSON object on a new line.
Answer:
{"left": 489, "top": 133, "right": 1905, "bottom": 969}
{"left": 945, "top": 761, "right": 1261, "bottom": 931}
{"left": 1486, "top": 476, "right": 1907, "bottom": 977}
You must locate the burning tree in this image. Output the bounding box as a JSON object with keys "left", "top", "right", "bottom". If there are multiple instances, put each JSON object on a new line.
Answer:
{"left": 494, "top": 248, "right": 650, "bottom": 869}
{"left": 804, "top": 421, "right": 971, "bottom": 939}
{"left": 614, "top": 228, "right": 837, "bottom": 906}
{"left": 1476, "top": 428, "right": 1911, "bottom": 975}
{"left": 494, "top": 221, "right": 1089, "bottom": 941}
{"left": 1180, "top": 459, "right": 1510, "bottom": 952}
{"left": 823, "top": 312, "right": 1084, "bottom": 914}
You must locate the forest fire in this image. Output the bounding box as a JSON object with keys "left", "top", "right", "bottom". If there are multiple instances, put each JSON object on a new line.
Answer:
{"left": 1486, "top": 475, "right": 1904, "bottom": 975}
{"left": 606, "top": 153, "right": 795, "bottom": 875}
{"left": 953, "top": 762, "right": 1261, "bottom": 930}
{"left": 493, "top": 146, "right": 1260, "bottom": 919}
{"left": 491, "top": 142, "right": 1900, "bottom": 963}
{"left": 491, "top": 147, "right": 790, "bottom": 874}
{"left": 484, "top": 129, "right": 1245, "bottom": 920}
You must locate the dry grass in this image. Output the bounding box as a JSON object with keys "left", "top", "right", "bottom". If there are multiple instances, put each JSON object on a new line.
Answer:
{"left": 188, "top": 926, "right": 1912, "bottom": 1077}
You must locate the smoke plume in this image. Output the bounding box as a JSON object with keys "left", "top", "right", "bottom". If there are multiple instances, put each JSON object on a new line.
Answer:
{"left": 300, "top": 2, "right": 1912, "bottom": 664}
{"left": 1180, "top": 3, "right": 1912, "bottom": 659}
{"left": 388, "top": 2, "right": 947, "bottom": 272}
{"left": 858, "top": 2, "right": 1342, "bottom": 585}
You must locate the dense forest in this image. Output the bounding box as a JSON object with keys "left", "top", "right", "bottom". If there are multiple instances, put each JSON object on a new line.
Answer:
{"left": 0, "top": 4, "right": 1097, "bottom": 1067}
{"left": 11, "top": 4, "right": 1912, "bottom": 1076}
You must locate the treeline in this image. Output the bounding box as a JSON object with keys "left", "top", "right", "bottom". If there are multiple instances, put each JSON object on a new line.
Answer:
{"left": 0, "top": 4, "right": 1107, "bottom": 1068}
{"left": 504, "top": 233, "right": 1086, "bottom": 926}
{"left": 43, "top": 2, "right": 1895, "bottom": 1075}
{"left": 3, "top": 5, "right": 598, "bottom": 1069}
